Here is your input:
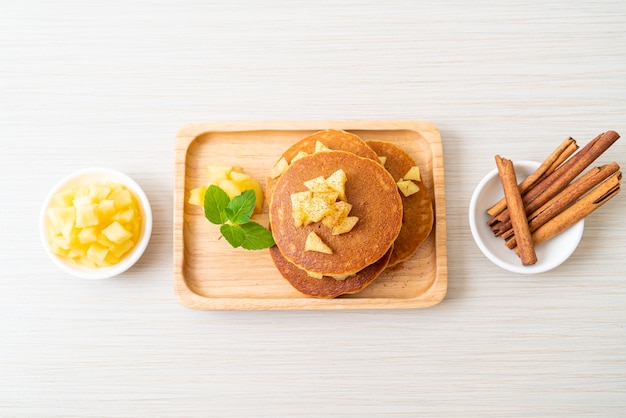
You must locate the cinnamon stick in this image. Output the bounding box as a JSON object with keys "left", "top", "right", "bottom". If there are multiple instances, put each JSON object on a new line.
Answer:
{"left": 504, "top": 163, "right": 621, "bottom": 249}
{"left": 488, "top": 130, "right": 621, "bottom": 236}
{"left": 486, "top": 137, "right": 578, "bottom": 216}
{"left": 519, "top": 171, "right": 621, "bottom": 251}
{"left": 547, "top": 141, "right": 579, "bottom": 174}
{"left": 495, "top": 155, "right": 537, "bottom": 265}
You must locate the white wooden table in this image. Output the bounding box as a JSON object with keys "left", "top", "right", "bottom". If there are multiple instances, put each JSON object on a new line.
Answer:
{"left": 2, "top": 1, "right": 625, "bottom": 416}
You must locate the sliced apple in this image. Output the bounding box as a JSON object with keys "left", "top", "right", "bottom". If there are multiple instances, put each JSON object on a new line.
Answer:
{"left": 291, "top": 150, "right": 309, "bottom": 164}
{"left": 315, "top": 141, "right": 332, "bottom": 153}
{"left": 397, "top": 179, "right": 420, "bottom": 197}
{"left": 269, "top": 157, "right": 289, "bottom": 179}
{"left": 304, "top": 231, "right": 333, "bottom": 254}
{"left": 403, "top": 166, "right": 421, "bottom": 182}
{"left": 332, "top": 216, "right": 359, "bottom": 235}
{"left": 324, "top": 169, "right": 347, "bottom": 201}
{"left": 303, "top": 176, "right": 333, "bottom": 193}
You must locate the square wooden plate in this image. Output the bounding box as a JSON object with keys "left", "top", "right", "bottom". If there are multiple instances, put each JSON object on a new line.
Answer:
{"left": 174, "top": 121, "right": 447, "bottom": 310}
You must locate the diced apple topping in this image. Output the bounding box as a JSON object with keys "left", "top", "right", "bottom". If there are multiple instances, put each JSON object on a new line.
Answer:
{"left": 290, "top": 169, "right": 358, "bottom": 235}
{"left": 397, "top": 179, "right": 420, "bottom": 197}
{"left": 188, "top": 164, "right": 264, "bottom": 214}
{"left": 324, "top": 169, "right": 347, "bottom": 201}
{"left": 321, "top": 201, "right": 352, "bottom": 229}
{"left": 304, "top": 231, "right": 333, "bottom": 254}
{"left": 303, "top": 176, "right": 332, "bottom": 193}
{"left": 291, "top": 151, "right": 310, "bottom": 164}
{"left": 45, "top": 181, "right": 142, "bottom": 268}
{"left": 403, "top": 165, "right": 421, "bottom": 182}
{"left": 315, "top": 140, "right": 331, "bottom": 153}
{"left": 378, "top": 155, "right": 387, "bottom": 167}
{"left": 269, "top": 157, "right": 289, "bottom": 179}
{"left": 269, "top": 142, "right": 335, "bottom": 180}
{"left": 332, "top": 216, "right": 359, "bottom": 236}
{"left": 395, "top": 167, "right": 422, "bottom": 197}
{"left": 301, "top": 196, "right": 333, "bottom": 222}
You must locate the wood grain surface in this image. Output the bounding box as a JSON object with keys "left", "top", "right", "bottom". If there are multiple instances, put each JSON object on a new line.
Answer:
{"left": 1, "top": 1, "right": 625, "bottom": 416}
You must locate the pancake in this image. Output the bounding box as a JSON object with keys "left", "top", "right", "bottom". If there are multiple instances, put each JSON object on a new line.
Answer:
{"left": 267, "top": 129, "right": 380, "bottom": 203}
{"left": 269, "top": 150, "right": 402, "bottom": 276}
{"left": 269, "top": 245, "right": 392, "bottom": 298}
{"left": 365, "top": 140, "right": 434, "bottom": 267}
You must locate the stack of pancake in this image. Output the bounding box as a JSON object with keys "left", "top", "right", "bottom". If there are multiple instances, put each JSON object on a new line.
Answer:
{"left": 267, "top": 130, "right": 433, "bottom": 298}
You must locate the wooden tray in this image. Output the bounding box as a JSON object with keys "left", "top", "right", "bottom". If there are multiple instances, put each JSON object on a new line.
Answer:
{"left": 174, "top": 121, "right": 447, "bottom": 310}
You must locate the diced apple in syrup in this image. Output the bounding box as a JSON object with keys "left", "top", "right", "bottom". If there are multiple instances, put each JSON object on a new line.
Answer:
{"left": 102, "top": 221, "right": 133, "bottom": 244}
{"left": 75, "top": 204, "right": 99, "bottom": 228}
{"left": 53, "top": 189, "right": 74, "bottom": 207}
{"left": 77, "top": 227, "right": 98, "bottom": 244}
{"left": 97, "top": 199, "right": 116, "bottom": 220}
{"left": 88, "top": 183, "right": 111, "bottom": 200}
{"left": 109, "top": 187, "right": 133, "bottom": 209}
{"left": 86, "top": 243, "right": 109, "bottom": 265}
{"left": 45, "top": 180, "right": 142, "bottom": 268}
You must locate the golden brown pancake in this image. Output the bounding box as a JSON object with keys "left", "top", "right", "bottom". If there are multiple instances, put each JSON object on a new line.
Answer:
{"left": 269, "top": 150, "right": 402, "bottom": 276}
{"left": 267, "top": 129, "right": 380, "bottom": 203}
{"left": 282, "top": 129, "right": 378, "bottom": 160}
{"left": 365, "top": 140, "right": 434, "bottom": 267}
{"left": 269, "top": 245, "right": 392, "bottom": 298}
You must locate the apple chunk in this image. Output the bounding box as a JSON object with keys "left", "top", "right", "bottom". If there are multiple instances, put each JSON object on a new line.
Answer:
{"left": 332, "top": 216, "right": 359, "bottom": 235}
{"left": 403, "top": 165, "right": 421, "bottom": 182}
{"left": 45, "top": 181, "right": 142, "bottom": 268}
{"left": 290, "top": 169, "right": 358, "bottom": 234}
{"left": 397, "top": 180, "right": 420, "bottom": 197}
{"left": 324, "top": 169, "right": 347, "bottom": 201}
{"left": 189, "top": 164, "right": 265, "bottom": 214}
{"left": 304, "top": 231, "right": 333, "bottom": 254}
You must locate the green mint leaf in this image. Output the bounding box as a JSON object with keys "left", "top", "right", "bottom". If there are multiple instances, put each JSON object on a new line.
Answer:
{"left": 225, "top": 189, "right": 256, "bottom": 225}
{"left": 220, "top": 224, "right": 246, "bottom": 248}
{"left": 203, "top": 184, "right": 274, "bottom": 251}
{"left": 204, "top": 185, "right": 231, "bottom": 224}
{"left": 239, "top": 222, "right": 275, "bottom": 250}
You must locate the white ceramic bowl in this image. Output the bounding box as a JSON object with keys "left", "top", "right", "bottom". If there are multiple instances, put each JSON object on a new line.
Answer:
{"left": 469, "top": 160, "right": 584, "bottom": 274}
{"left": 40, "top": 168, "right": 152, "bottom": 279}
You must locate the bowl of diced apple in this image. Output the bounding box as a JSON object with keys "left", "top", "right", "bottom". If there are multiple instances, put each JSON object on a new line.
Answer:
{"left": 40, "top": 168, "right": 152, "bottom": 279}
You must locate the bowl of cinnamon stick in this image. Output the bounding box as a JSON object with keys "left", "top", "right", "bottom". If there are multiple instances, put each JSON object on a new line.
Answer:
{"left": 469, "top": 130, "right": 621, "bottom": 274}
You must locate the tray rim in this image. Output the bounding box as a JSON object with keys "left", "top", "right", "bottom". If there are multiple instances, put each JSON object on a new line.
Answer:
{"left": 173, "top": 120, "right": 448, "bottom": 310}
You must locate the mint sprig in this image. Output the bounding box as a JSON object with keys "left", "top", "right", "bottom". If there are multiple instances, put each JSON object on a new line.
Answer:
{"left": 203, "top": 185, "right": 275, "bottom": 250}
